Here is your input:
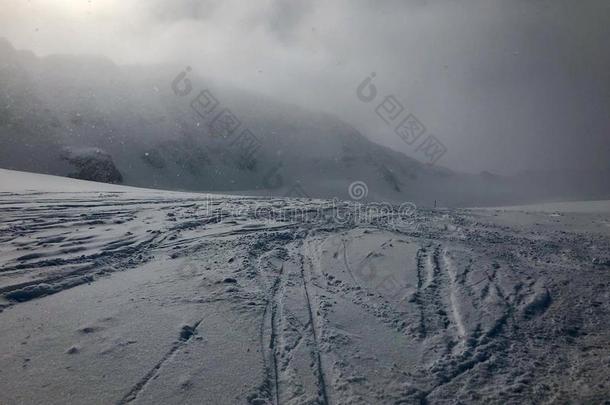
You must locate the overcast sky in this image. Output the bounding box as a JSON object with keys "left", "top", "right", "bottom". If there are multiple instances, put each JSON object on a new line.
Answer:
{"left": 1, "top": 0, "right": 609, "bottom": 174}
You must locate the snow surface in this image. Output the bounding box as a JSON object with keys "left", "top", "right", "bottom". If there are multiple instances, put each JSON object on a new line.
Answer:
{"left": 489, "top": 200, "right": 610, "bottom": 213}
{"left": 0, "top": 168, "right": 144, "bottom": 193}
{"left": 0, "top": 169, "right": 609, "bottom": 404}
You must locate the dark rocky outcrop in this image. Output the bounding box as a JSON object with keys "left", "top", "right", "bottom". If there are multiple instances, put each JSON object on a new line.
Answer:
{"left": 62, "top": 148, "right": 123, "bottom": 184}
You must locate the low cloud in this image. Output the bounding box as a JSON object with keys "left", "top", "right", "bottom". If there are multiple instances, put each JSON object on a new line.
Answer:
{"left": 1, "top": 0, "right": 608, "bottom": 174}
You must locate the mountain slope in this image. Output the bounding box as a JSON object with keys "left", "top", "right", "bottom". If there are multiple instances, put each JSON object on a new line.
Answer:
{"left": 1, "top": 38, "right": 608, "bottom": 206}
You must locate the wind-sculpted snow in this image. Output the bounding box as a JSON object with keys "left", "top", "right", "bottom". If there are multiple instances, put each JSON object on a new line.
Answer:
{"left": 0, "top": 178, "right": 609, "bottom": 403}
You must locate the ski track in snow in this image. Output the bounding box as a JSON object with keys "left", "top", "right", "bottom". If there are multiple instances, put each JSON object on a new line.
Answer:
{"left": 0, "top": 187, "right": 609, "bottom": 404}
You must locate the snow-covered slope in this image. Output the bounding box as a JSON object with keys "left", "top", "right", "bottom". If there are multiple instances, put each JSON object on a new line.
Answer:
{"left": 0, "top": 168, "right": 137, "bottom": 193}
{"left": 491, "top": 200, "right": 610, "bottom": 213}
{"left": 1, "top": 170, "right": 608, "bottom": 404}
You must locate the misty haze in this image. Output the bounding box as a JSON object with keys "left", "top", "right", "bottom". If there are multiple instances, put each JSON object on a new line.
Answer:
{"left": 0, "top": 1, "right": 609, "bottom": 404}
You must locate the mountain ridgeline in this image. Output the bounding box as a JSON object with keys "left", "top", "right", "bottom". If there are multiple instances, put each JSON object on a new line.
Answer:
{"left": 0, "top": 38, "right": 608, "bottom": 206}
